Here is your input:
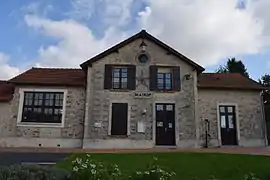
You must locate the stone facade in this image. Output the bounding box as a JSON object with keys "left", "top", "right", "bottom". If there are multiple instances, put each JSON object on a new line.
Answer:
{"left": 0, "top": 86, "right": 85, "bottom": 148}
{"left": 83, "top": 38, "right": 199, "bottom": 149}
{"left": 198, "top": 89, "right": 266, "bottom": 147}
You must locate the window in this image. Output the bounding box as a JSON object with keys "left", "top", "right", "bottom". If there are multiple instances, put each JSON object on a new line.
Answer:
{"left": 104, "top": 65, "right": 136, "bottom": 90}
{"left": 219, "top": 105, "right": 236, "bottom": 129}
{"left": 149, "top": 66, "right": 180, "bottom": 91}
{"left": 157, "top": 68, "right": 172, "bottom": 90}
{"left": 20, "top": 91, "right": 64, "bottom": 124}
{"left": 112, "top": 67, "right": 128, "bottom": 89}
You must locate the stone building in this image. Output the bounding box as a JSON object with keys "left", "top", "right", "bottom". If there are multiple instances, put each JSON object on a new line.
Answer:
{"left": 0, "top": 30, "right": 266, "bottom": 149}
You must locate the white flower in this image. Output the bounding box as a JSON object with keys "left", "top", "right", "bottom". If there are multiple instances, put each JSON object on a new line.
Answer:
{"left": 72, "top": 166, "right": 79, "bottom": 172}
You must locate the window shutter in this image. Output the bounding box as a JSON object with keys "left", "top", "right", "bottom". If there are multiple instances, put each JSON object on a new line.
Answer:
{"left": 127, "top": 65, "right": 136, "bottom": 90}
{"left": 149, "top": 66, "right": 157, "bottom": 91}
{"left": 104, "top": 65, "right": 112, "bottom": 89}
{"left": 172, "top": 66, "right": 181, "bottom": 91}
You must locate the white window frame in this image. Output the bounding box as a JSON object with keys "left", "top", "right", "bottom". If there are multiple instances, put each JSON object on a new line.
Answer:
{"left": 17, "top": 88, "right": 67, "bottom": 128}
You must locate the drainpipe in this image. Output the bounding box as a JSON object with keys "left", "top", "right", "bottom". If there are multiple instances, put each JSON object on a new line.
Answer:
{"left": 260, "top": 90, "right": 268, "bottom": 147}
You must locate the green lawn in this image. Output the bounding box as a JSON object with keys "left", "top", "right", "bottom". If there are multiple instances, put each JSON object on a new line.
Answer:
{"left": 56, "top": 152, "right": 270, "bottom": 180}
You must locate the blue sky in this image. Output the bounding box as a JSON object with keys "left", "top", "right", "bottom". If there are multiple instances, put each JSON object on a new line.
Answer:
{"left": 0, "top": 0, "right": 269, "bottom": 81}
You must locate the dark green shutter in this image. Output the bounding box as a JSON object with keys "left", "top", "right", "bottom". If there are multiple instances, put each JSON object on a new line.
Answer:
{"left": 149, "top": 66, "right": 157, "bottom": 90}
{"left": 127, "top": 65, "right": 136, "bottom": 90}
{"left": 172, "top": 66, "right": 181, "bottom": 91}
{"left": 104, "top": 65, "right": 112, "bottom": 89}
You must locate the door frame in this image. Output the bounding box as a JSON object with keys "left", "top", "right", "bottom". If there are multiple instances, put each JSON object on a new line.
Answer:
{"left": 153, "top": 101, "right": 177, "bottom": 146}
{"left": 108, "top": 100, "right": 131, "bottom": 136}
{"left": 217, "top": 103, "right": 240, "bottom": 146}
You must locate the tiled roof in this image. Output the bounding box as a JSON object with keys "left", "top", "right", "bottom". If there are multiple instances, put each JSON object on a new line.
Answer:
{"left": 0, "top": 81, "right": 14, "bottom": 102}
{"left": 9, "top": 68, "right": 86, "bottom": 87}
{"left": 0, "top": 69, "right": 264, "bottom": 103}
{"left": 198, "top": 73, "right": 264, "bottom": 90}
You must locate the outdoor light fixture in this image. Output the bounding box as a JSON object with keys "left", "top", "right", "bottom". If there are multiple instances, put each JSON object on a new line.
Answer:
{"left": 139, "top": 41, "right": 147, "bottom": 51}
{"left": 184, "top": 74, "right": 192, "bottom": 80}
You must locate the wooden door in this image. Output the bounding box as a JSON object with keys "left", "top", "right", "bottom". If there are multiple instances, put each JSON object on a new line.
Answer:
{"left": 155, "top": 103, "right": 176, "bottom": 146}
{"left": 219, "top": 106, "right": 238, "bottom": 145}
{"left": 111, "top": 103, "right": 128, "bottom": 136}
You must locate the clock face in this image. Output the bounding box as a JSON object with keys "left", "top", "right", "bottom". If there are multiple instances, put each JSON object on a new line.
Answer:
{"left": 138, "top": 54, "right": 148, "bottom": 63}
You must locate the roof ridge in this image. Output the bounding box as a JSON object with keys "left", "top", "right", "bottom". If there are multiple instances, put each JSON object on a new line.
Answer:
{"left": 32, "top": 67, "right": 82, "bottom": 70}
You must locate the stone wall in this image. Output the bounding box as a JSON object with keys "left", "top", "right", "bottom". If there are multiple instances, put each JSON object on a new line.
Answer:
{"left": 83, "top": 38, "right": 198, "bottom": 149}
{"left": 198, "top": 89, "right": 266, "bottom": 147}
{"left": 0, "top": 86, "right": 85, "bottom": 148}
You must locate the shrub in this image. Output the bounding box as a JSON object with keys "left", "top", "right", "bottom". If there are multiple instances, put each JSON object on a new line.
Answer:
{"left": 0, "top": 165, "right": 70, "bottom": 180}
{"left": 70, "top": 154, "right": 122, "bottom": 180}
{"left": 129, "top": 157, "right": 176, "bottom": 180}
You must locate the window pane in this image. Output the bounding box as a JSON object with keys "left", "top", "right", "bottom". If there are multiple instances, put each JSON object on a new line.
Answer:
{"left": 219, "top": 106, "right": 225, "bottom": 113}
{"left": 113, "top": 71, "right": 119, "bottom": 78}
{"left": 122, "top": 68, "right": 127, "bottom": 73}
{"left": 165, "top": 83, "right": 171, "bottom": 90}
{"left": 228, "top": 115, "right": 234, "bottom": 129}
{"left": 122, "top": 72, "right": 127, "bottom": 78}
{"left": 166, "top": 105, "right": 173, "bottom": 111}
{"left": 156, "top": 105, "right": 163, "bottom": 111}
{"left": 157, "top": 73, "right": 163, "bottom": 79}
{"left": 158, "top": 79, "right": 163, "bottom": 84}
{"left": 228, "top": 106, "right": 234, "bottom": 113}
{"left": 122, "top": 77, "right": 127, "bottom": 83}
{"left": 113, "top": 78, "right": 119, "bottom": 83}
{"left": 220, "top": 115, "right": 226, "bottom": 128}
{"left": 165, "top": 73, "right": 171, "bottom": 78}
{"left": 113, "top": 82, "right": 120, "bottom": 88}
{"left": 121, "top": 82, "right": 127, "bottom": 89}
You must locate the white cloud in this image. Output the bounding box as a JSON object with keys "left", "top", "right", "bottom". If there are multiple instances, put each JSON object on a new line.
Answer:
{"left": 0, "top": 53, "right": 20, "bottom": 80}
{"left": 24, "top": 15, "right": 128, "bottom": 67}
{"left": 20, "top": 0, "right": 270, "bottom": 71}
{"left": 138, "top": 0, "right": 269, "bottom": 66}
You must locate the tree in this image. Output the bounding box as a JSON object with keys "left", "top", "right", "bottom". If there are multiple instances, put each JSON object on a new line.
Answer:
{"left": 216, "top": 57, "right": 249, "bottom": 77}
{"left": 259, "top": 74, "right": 270, "bottom": 87}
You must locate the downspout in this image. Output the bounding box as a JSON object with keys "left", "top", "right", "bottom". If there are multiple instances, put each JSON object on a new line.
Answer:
{"left": 260, "top": 90, "right": 268, "bottom": 147}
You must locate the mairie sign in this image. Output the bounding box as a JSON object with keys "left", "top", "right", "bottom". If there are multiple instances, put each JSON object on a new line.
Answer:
{"left": 134, "top": 92, "right": 152, "bottom": 98}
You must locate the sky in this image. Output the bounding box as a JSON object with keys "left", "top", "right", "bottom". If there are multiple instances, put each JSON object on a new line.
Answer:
{"left": 0, "top": 0, "right": 270, "bottom": 81}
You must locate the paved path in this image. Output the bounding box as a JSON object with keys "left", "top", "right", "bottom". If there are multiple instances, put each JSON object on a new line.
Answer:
{"left": 0, "top": 152, "right": 69, "bottom": 166}
{"left": 1, "top": 147, "right": 270, "bottom": 156}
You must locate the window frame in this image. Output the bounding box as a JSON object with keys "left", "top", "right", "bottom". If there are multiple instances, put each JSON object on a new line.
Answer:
{"left": 157, "top": 68, "right": 173, "bottom": 91}
{"left": 17, "top": 88, "right": 67, "bottom": 127}
{"left": 112, "top": 66, "right": 128, "bottom": 89}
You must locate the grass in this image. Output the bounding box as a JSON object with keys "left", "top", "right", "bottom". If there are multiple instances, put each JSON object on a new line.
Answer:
{"left": 56, "top": 152, "right": 270, "bottom": 180}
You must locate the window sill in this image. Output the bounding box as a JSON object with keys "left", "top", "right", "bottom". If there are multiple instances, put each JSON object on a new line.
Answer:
{"left": 109, "top": 89, "right": 132, "bottom": 92}
{"left": 153, "top": 90, "right": 180, "bottom": 93}
{"left": 17, "top": 122, "right": 64, "bottom": 128}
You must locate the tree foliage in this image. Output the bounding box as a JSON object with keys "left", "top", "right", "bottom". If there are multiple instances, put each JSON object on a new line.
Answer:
{"left": 216, "top": 58, "right": 249, "bottom": 77}
{"left": 259, "top": 74, "right": 270, "bottom": 87}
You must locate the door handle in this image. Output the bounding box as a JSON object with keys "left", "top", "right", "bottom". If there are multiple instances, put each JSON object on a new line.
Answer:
{"left": 165, "top": 127, "right": 167, "bottom": 132}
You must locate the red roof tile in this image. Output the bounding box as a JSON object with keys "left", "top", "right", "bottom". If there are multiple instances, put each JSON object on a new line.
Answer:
{"left": 9, "top": 68, "right": 86, "bottom": 87}
{"left": 4, "top": 68, "right": 264, "bottom": 95}
{"left": 0, "top": 81, "right": 15, "bottom": 102}
{"left": 198, "top": 73, "right": 264, "bottom": 90}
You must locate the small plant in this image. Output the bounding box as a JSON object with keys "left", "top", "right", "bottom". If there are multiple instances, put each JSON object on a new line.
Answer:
{"left": 0, "top": 165, "right": 70, "bottom": 180}
{"left": 244, "top": 173, "right": 261, "bottom": 180}
{"left": 129, "top": 157, "right": 176, "bottom": 180}
{"left": 71, "top": 153, "right": 122, "bottom": 180}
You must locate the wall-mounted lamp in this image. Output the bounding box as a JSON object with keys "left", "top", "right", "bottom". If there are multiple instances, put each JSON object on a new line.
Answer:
{"left": 142, "top": 108, "right": 147, "bottom": 115}
{"left": 184, "top": 74, "right": 192, "bottom": 80}
{"left": 139, "top": 41, "right": 147, "bottom": 52}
